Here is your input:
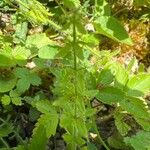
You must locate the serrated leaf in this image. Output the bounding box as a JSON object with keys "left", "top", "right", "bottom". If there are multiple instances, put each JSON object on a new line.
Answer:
{"left": 29, "top": 74, "right": 41, "bottom": 86}
{"left": 125, "top": 131, "right": 150, "bottom": 150}
{"left": 34, "top": 113, "right": 58, "bottom": 138}
{"left": 114, "top": 112, "right": 131, "bottom": 136}
{"left": 94, "top": 16, "right": 133, "bottom": 45}
{"left": 12, "top": 46, "right": 31, "bottom": 60}
{"left": 114, "top": 63, "right": 129, "bottom": 89}
{"left": 61, "top": 114, "right": 88, "bottom": 138}
{"left": 15, "top": 68, "right": 29, "bottom": 78}
{"left": 126, "top": 74, "right": 150, "bottom": 97}
{"left": 36, "top": 100, "right": 55, "bottom": 114}
{"left": 1, "top": 95, "right": 11, "bottom": 105}
{"left": 29, "top": 125, "right": 47, "bottom": 150}
{"left": 26, "top": 33, "right": 55, "bottom": 49}
{"left": 0, "top": 76, "right": 17, "bottom": 93}
{"left": 11, "top": 97, "right": 22, "bottom": 106}
{"left": 15, "top": 68, "right": 41, "bottom": 92}
{"left": 14, "top": 21, "right": 28, "bottom": 42}
{"left": 97, "top": 69, "right": 114, "bottom": 86}
{"left": 9, "top": 90, "right": 20, "bottom": 98}
{"left": 0, "top": 46, "right": 16, "bottom": 67}
{"left": 96, "top": 87, "right": 125, "bottom": 105}
{"left": 16, "top": 78, "right": 30, "bottom": 92}
{"left": 120, "top": 97, "right": 150, "bottom": 119}
{"left": 135, "top": 118, "right": 150, "bottom": 131}
{"left": 38, "top": 46, "right": 58, "bottom": 59}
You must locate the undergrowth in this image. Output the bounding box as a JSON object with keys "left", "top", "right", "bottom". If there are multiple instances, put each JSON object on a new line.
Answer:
{"left": 0, "top": 0, "right": 150, "bottom": 150}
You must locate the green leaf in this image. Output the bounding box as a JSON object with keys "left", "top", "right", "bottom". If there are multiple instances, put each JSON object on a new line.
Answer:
{"left": 29, "top": 108, "right": 40, "bottom": 122}
{"left": 96, "top": 0, "right": 111, "bottom": 16}
{"left": 61, "top": 114, "right": 88, "bottom": 138}
{"left": 120, "top": 97, "right": 150, "bottom": 119}
{"left": 14, "top": 21, "right": 28, "bottom": 42}
{"left": 63, "top": 0, "right": 80, "bottom": 9}
{"left": 15, "top": 68, "right": 29, "bottom": 78}
{"left": 108, "top": 132, "right": 128, "bottom": 150}
{"left": 126, "top": 74, "right": 150, "bottom": 97}
{"left": 81, "top": 34, "right": 99, "bottom": 46}
{"left": 125, "top": 131, "right": 150, "bottom": 150}
{"left": 29, "top": 125, "right": 47, "bottom": 150}
{"left": 16, "top": 78, "right": 30, "bottom": 92}
{"left": 36, "top": 100, "right": 55, "bottom": 114}
{"left": 38, "top": 46, "right": 58, "bottom": 59}
{"left": 15, "top": 68, "right": 41, "bottom": 92}
{"left": 0, "top": 123, "right": 14, "bottom": 138}
{"left": 34, "top": 113, "right": 58, "bottom": 138}
{"left": 11, "top": 97, "right": 22, "bottom": 106}
{"left": 96, "top": 87, "right": 125, "bottom": 105}
{"left": 135, "top": 118, "right": 150, "bottom": 131}
{"left": 26, "top": 33, "right": 55, "bottom": 49}
{"left": 94, "top": 16, "right": 133, "bottom": 45}
{"left": 97, "top": 69, "right": 114, "bottom": 86}
{"left": 0, "top": 76, "right": 17, "bottom": 93}
{"left": 1, "top": 95, "right": 11, "bottom": 105}
{"left": 0, "top": 54, "right": 15, "bottom": 67}
{"left": 113, "top": 63, "right": 129, "bottom": 89}
{"left": 12, "top": 46, "right": 31, "bottom": 60}
{"left": 29, "top": 74, "right": 41, "bottom": 86}
{"left": 114, "top": 112, "right": 131, "bottom": 136}
{"left": 87, "top": 142, "right": 98, "bottom": 150}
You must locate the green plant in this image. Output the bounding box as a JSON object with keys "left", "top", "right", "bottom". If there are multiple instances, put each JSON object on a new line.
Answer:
{"left": 0, "top": 0, "right": 150, "bottom": 150}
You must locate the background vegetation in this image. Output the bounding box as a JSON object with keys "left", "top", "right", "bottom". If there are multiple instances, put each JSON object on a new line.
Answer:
{"left": 0, "top": 0, "right": 150, "bottom": 150}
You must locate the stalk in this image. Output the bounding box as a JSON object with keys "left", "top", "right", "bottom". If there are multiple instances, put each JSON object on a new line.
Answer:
{"left": 72, "top": 12, "right": 78, "bottom": 150}
{"left": 72, "top": 14, "right": 78, "bottom": 101}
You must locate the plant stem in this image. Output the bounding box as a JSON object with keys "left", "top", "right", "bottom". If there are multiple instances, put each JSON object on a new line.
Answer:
{"left": 72, "top": 12, "right": 78, "bottom": 150}
{"left": 54, "top": 0, "right": 66, "bottom": 15}
{"left": 92, "top": 116, "right": 110, "bottom": 150}
{"left": 87, "top": 101, "right": 110, "bottom": 150}
{"left": 72, "top": 13, "right": 78, "bottom": 98}
{"left": 72, "top": 15, "right": 77, "bottom": 72}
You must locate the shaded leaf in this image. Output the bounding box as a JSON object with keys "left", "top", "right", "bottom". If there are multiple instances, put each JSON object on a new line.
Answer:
{"left": 94, "top": 16, "right": 133, "bottom": 45}
{"left": 125, "top": 131, "right": 150, "bottom": 150}
{"left": 96, "top": 87, "right": 125, "bottom": 104}
{"left": 120, "top": 97, "right": 150, "bottom": 119}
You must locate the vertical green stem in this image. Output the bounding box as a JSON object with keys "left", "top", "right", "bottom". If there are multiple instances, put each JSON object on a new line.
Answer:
{"left": 92, "top": 117, "right": 110, "bottom": 150}
{"left": 73, "top": 15, "right": 77, "bottom": 72}
{"left": 72, "top": 13, "right": 78, "bottom": 150}
{"left": 87, "top": 101, "right": 110, "bottom": 150}
{"left": 72, "top": 13, "right": 78, "bottom": 99}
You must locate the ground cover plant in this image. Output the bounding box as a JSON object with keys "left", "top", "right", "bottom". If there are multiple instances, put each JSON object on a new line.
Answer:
{"left": 0, "top": 0, "right": 150, "bottom": 150}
